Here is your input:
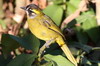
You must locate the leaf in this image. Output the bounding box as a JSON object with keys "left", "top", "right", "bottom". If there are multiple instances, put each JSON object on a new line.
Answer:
{"left": 66, "top": 0, "right": 80, "bottom": 15}
{"left": 48, "top": 49, "right": 63, "bottom": 56}
{"left": 44, "top": 54, "right": 74, "bottom": 66}
{"left": 9, "top": 35, "right": 32, "bottom": 50}
{"left": 66, "top": 2, "right": 77, "bottom": 15}
{"left": 43, "top": 4, "right": 63, "bottom": 26}
{"left": 0, "top": 55, "right": 12, "bottom": 66}
{"left": 1, "top": 34, "right": 39, "bottom": 56}
{"left": 53, "top": 0, "right": 63, "bottom": 4}
{"left": 81, "top": 11, "right": 100, "bottom": 44}
{"left": 22, "top": 34, "right": 40, "bottom": 54}
{"left": 82, "top": 57, "right": 92, "bottom": 66}
{"left": 75, "top": 26, "right": 88, "bottom": 44}
{"left": 41, "top": 61, "right": 56, "bottom": 66}
{"left": 1, "top": 34, "right": 20, "bottom": 55}
{"left": 76, "top": 14, "right": 88, "bottom": 24}
{"left": 69, "top": 42, "right": 92, "bottom": 53}
{"left": 7, "top": 54, "right": 37, "bottom": 66}
{"left": 69, "top": 0, "right": 80, "bottom": 7}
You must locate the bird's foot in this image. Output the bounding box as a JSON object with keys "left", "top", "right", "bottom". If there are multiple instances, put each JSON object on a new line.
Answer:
{"left": 44, "top": 39, "right": 55, "bottom": 48}
{"left": 38, "top": 39, "right": 55, "bottom": 61}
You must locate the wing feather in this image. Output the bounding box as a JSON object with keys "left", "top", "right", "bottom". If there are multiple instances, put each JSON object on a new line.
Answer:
{"left": 41, "top": 15, "right": 65, "bottom": 38}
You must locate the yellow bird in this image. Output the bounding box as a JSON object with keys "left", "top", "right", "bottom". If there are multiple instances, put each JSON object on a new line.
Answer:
{"left": 21, "top": 4, "right": 77, "bottom": 66}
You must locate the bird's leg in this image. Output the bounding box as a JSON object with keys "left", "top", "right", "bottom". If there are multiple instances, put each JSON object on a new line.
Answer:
{"left": 38, "top": 39, "right": 55, "bottom": 61}
{"left": 44, "top": 39, "right": 54, "bottom": 48}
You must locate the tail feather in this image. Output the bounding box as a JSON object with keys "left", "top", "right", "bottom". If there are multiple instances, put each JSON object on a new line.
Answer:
{"left": 61, "top": 44, "right": 77, "bottom": 66}
{"left": 56, "top": 37, "right": 77, "bottom": 66}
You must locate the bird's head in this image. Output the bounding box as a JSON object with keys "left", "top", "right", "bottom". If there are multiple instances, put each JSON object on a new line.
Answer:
{"left": 21, "top": 4, "right": 42, "bottom": 18}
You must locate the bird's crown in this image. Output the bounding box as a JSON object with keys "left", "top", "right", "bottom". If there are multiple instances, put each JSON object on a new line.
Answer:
{"left": 21, "top": 4, "right": 42, "bottom": 15}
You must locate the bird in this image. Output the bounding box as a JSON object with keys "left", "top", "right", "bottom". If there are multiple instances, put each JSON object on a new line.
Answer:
{"left": 21, "top": 4, "right": 77, "bottom": 66}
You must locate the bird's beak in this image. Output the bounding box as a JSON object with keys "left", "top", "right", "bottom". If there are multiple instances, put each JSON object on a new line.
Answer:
{"left": 20, "top": 7, "right": 26, "bottom": 10}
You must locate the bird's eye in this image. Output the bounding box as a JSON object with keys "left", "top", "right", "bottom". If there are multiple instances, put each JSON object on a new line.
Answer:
{"left": 28, "top": 8, "right": 33, "bottom": 13}
{"left": 29, "top": 8, "right": 32, "bottom": 11}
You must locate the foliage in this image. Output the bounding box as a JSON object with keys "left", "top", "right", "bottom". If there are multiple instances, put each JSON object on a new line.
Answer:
{"left": 0, "top": 0, "right": 100, "bottom": 66}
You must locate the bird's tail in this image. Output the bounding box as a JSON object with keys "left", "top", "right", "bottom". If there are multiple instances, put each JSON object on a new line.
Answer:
{"left": 56, "top": 37, "right": 77, "bottom": 66}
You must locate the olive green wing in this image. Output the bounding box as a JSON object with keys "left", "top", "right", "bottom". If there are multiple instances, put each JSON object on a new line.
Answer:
{"left": 41, "top": 15, "right": 65, "bottom": 38}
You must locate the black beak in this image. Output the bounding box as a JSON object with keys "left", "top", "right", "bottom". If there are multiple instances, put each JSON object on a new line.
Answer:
{"left": 20, "top": 7, "right": 26, "bottom": 10}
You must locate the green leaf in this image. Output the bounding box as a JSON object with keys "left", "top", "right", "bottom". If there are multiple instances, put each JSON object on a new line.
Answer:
{"left": 9, "top": 35, "right": 32, "bottom": 50}
{"left": 69, "top": 42, "right": 92, "bottom": 53}
{"left": 0, "top": 55, "right": 12, "bottom": 66}
{"left": 1, "top": 34, "right": 39, "bottom": 56}
{"left": 53, "top": 0, "right": 63, "bottom": 4}
{"left": 69, "top": 0, "right": 80, "bottom": 7}
{"left": 76, "top": 14, "right": 88, "bottom": 24}
{"left": 44, "top": 54, "right": 74, "bottom": 66}
{"left": 66, "top": 2, "right": 77, "bottom": 15}
{"left": 41, "top": 61, "right": 56, "bottom": 66}
{"left": 82, "top": 57, "right": 92, "bottom": 66}
{"left": 22, "top": 34, "right": 40, "bottom": 54}
{"left": 7, "top": 54, "right": 37, "bottom": 66}
{"left": 1, "top": 34, "right": 20, "bottom": 55}
{"left": 66, "top": 0, "right": 80, "bottom": 15}
{"left": 43, "top": 4, "right": 63, "bottom": 26}
{"left": 81, "top": 11, "right": 100, "bottom": 44}
{"left": 75, "top": 26, "right": 88, "bottom": 44}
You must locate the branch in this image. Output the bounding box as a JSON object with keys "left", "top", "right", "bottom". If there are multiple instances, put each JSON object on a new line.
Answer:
{"left": 13, "top": 0, "right": 26, "bottom": 23}
{"left": 61, "top": 0, "right": 89, "bottom": 29}
{"left": 95, "top": 0, "right": 100, "bottom": 25}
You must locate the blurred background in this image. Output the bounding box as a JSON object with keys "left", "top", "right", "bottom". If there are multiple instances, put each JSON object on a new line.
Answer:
{"left": 0, "top": 0, "right": 100, "bottom": 66}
